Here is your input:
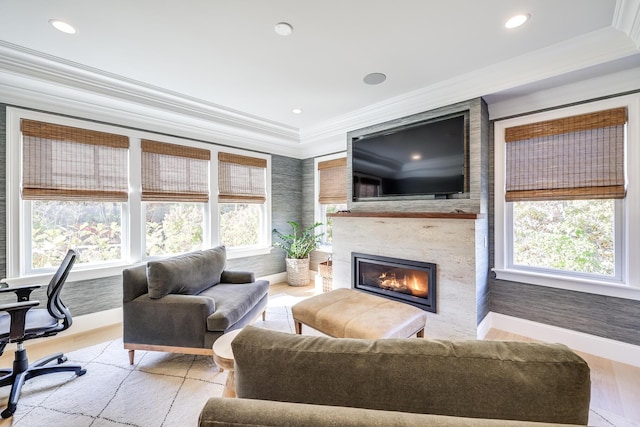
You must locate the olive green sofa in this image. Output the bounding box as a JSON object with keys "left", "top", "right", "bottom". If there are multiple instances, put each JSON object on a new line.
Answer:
{"left": 199, "top": 326, "right": 591, "bottom": 426}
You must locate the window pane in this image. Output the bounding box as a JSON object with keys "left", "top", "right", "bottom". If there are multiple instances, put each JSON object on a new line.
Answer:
{"left": 219, "top": 204, "right": 261, "bottom": 247}
{"left": 321, "top": 203, "right": 347, "bottom": 245}
{"left": 513, "top": 200, "right": 615, "bottom": 276}
{"left": 146, "top": 202, "right": 204, "bottom": 256}
{"left": 32, "top": 200, "right": 122, "bottom": 269}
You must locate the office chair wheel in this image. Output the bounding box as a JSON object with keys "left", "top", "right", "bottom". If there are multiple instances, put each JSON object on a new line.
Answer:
{"left": 79, "top": 368, "right": 87, "bottom": 376}
{"left": 57, "top": 356, "right": 67, "bottom": 364}
{"left": 1, "top": 405, "right": 15, "bottom": 419}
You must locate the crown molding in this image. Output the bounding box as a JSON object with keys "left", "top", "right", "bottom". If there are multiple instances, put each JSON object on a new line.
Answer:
{"left": 0, "top": 41, "right": 305, "bottom": 158}
{"left": 298, "top": 26, "right": 640, "bottom": 154}
{"left": 613, "top": 0, "right": 640, "bottom": 47}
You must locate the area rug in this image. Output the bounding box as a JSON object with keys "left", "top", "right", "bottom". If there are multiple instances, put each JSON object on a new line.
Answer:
{"left": 0, "top": 293, "right": 305, "bottom": 427}
{"left": 0, "top": 293, "right": 628, "bottom": 427}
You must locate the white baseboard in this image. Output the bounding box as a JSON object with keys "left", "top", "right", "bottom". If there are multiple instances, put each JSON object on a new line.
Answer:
{"left": 259, "top": 272, "right": 288, "bottom": 284}
{"left": 478, "top": 312, "right": 640, "bottom": 367}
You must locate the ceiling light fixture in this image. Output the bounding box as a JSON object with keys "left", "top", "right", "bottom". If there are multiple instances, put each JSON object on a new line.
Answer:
{"left": 49, "top": 19, "right": 77, "bottom": 34}
{"left": 411, "top": 154, "right": 422, "bottom": 160}
{"left": 363, "top": 72, "right": 387, "bottom": 85}
{"left": 505, "top": 13, "right": 530, "bottom": 29}
{"left": 274, "top": 22, "right": 293, "bottom": 36}
{"left": 292, "top": 108, "right": 303, "bottom": 114}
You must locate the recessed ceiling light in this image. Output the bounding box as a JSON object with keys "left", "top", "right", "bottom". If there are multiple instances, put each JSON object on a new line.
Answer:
{"left": 505, "top": 13, "right": 530, "bottom": 29}
{"left": 411, "top": 154, "right": 422, "bottom": 160}
{"left": 274, "top": 22, "right": 293, "bottom": 36}
{"left": 292, "top": 108, "right": 303, "bottom": 114}
{"left": 49, "top": 19, "right": 77, "bottom": 34}
{"left": 363, "top": 73, "right": 387, "bottom": 85}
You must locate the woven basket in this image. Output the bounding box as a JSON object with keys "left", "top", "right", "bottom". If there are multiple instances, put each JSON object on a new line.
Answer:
{"left": 285, "top": 257, "right": 310, "bottom": 287}
{"left": 318, "top": 259, "right": 333, "bottom": 293}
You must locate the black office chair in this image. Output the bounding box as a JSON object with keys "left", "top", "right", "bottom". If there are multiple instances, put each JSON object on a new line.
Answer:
{"left": 0, "top": 249, "right": 86, "bottom": 418}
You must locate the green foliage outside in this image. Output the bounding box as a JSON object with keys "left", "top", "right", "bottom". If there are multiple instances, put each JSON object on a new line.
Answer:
{"left": 219, "top": 204, "right": 260, "bottom": 247}
{"left": 513, "top": 199, "right": 615, "bottom": 276}
{"left": 322, "top": 203, "right": 347, "bottom": 245}
{"left": 32, "top": 201, "right": 122, "bottom": 268}
{"left": 146, "top": 203, "right": 203, "bottom": 256}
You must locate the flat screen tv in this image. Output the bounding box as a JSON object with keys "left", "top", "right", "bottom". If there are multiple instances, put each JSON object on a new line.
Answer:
{"left": 351, "top": 112, "right": 467, "bottom": 200}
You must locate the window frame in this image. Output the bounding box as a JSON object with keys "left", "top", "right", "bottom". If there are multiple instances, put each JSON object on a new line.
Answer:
{"left": 6, "top": 108, "right": 272, "bottom": 283}
{"left": 493, "top": 94, "right": 640, "bottom": 300}
{"left": 314, "top": 152, "right": 347, "bottom": 251}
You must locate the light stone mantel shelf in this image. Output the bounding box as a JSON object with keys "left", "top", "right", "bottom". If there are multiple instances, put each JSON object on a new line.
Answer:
{"left": 327, "top": 211, "right": 481, "bottom": 220}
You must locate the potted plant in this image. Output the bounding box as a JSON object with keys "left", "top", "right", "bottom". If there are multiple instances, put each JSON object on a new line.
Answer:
{"left": 272, "top": 221, "right": 323, "bottom": 286}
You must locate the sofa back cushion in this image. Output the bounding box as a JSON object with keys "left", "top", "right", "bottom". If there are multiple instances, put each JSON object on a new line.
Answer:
{"left": 232, "top": 326, "right": 591, "bottom": 425}
{"left": 147, "top": 246, "right": 226, "bottom": 299}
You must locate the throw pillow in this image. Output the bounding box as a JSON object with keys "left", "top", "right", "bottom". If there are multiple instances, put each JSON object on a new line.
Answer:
{"left": 147, "top": 246, "right": 226, "bottom": 299}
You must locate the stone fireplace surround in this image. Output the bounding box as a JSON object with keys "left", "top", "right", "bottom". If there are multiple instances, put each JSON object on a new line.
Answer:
{"left": 330, "top": 212, "right": 488, "bottom": 340}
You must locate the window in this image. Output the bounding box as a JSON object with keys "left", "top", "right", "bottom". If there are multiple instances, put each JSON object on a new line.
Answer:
{"left": 494, "top": 96, "right": 640, "bottom": 298}
{"left": 7, "top": 108, "right": 272, "bottom": 280}
{"left": 316, "top": 156, "right": 347, "bottom": 246}
{"left": 141, "top": 140, "right": 209, "bottom": 256}
{"left": 218, "top": 152, "right": 267, "bottom": 249}
{"left": 20, "top": 119, "right": 129, "bottom": 271}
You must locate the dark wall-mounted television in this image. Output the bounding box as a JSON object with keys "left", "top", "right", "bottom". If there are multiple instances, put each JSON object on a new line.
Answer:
{"left": 351, "top": 112, "right": 467, "bottom": 200}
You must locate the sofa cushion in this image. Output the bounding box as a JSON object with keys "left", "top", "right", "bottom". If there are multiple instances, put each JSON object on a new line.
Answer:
{"left": 201, "top": 280, "right": 270, "bottom": 331}
{"left": 147, "top": 246, "right": 226, "bottom": 299}
{"left": 232, "top": 326, "right": 591, "bottom": 425}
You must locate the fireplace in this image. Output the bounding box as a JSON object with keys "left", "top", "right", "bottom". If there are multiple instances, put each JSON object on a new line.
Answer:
{"left": 352, "top": 253, "right": 437, "bottom": 312}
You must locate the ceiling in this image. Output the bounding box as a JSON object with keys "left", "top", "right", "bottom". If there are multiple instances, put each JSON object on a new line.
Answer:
{"left": 0, "top": 0, "right": 639, "bottom": 141}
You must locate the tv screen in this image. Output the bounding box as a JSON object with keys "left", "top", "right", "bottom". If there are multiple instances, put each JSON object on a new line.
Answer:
{"left": 352, "top": 113, "right": 466, "bottom": 200}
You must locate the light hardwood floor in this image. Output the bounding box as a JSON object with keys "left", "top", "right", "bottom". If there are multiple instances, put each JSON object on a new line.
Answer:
{"left": 1, "top": 282, "right": 638, "bottom": 426}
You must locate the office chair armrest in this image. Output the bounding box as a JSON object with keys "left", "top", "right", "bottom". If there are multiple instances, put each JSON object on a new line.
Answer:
{"left": 0, "top": 300, "right": 40, "bottom": 341}
{"left": 0, "top": 284, "right": 42, "bottom": 302}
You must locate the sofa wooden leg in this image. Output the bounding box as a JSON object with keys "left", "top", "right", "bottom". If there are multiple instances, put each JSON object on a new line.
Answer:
{"left": 262, "top": 310, "right": 266, "bottom": 321}
{"left": 128, "top": 349, "right": 135, "bottom": 365}
{"left": 295, "top": 321, "right": 302, "bottom": 335}
{"left": 416, "top": 329, "right": 425, "bottom": 338}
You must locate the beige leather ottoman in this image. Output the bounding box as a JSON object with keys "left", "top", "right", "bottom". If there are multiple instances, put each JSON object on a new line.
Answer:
{"left": 292, "top": 288, "right": 427, "bottom": 339}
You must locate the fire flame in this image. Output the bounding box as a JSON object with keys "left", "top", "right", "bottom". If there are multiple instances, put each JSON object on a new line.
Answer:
{"left": 377, "top": 272, "right": 428, "bottom": 298}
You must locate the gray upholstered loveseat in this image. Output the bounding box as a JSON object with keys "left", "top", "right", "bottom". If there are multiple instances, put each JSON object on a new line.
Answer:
{"left": 123, "top": 246, "right": 269, "bottom": 364}
{"left": 199, "top": 326, "right": 591, "bottom": 426}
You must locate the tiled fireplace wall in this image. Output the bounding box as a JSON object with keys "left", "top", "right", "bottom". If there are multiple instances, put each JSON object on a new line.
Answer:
{"left": 331, "top": 216, "right": 488, "bottom": 340}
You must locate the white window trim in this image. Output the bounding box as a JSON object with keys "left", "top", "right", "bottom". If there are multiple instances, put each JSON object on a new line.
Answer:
{"left": 314, "top": 152, "right": 347, "bottom": 253}
{"left": 493, "top": 94, "right": 640, "bottom": 301}
{"left": 5, "top": 107, "right": 272, "bottom": 282}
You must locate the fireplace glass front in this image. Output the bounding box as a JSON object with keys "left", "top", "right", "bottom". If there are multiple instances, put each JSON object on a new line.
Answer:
{"left": 352, "top": 253, "right": 436, "bottom": 312}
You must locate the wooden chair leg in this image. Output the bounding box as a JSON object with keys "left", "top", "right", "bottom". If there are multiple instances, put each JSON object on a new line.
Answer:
{"left": 128, "top": 349, "right": 135, "bottom": 365}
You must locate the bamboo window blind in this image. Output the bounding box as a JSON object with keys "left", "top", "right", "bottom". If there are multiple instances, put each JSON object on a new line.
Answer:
{"left": 141, "top": 139, "right": 210, "bottom": 202}
{"left": 504, "top": 107, "right": 627, "bottom": 202}
{"left": 21, "top": 119, "right": 129, "bottom": 201}
{"left": 318, "top": 158, "right": 347, "bottom": 204}
{"left": 218, "top": 152, "right": 267, "bottom": 203}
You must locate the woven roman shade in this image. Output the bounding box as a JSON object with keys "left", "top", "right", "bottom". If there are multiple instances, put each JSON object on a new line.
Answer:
{"left": 141, "top": 139, "right": 210, "bottom": 202}
{"left": 505, "top": 107, "right": 627, "bottom": 202}
{"left": 318, "top": 157, "right": 347, "bottom": 204}
{"left": 218, "top": 152, "right": 267, "bottom": 203}
{"left": 21, "top": 119, "right": 129, "bottom": 201}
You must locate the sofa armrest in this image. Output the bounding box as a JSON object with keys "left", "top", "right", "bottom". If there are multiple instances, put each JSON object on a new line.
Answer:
{"left": 198, "top": 398, "right": 558, "bottom": 427}
{"left": 123, "top": 264, "right": 149, "bottom": 303}
{"left": 220, "top": 270, "right": 255, "bottom": 284}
